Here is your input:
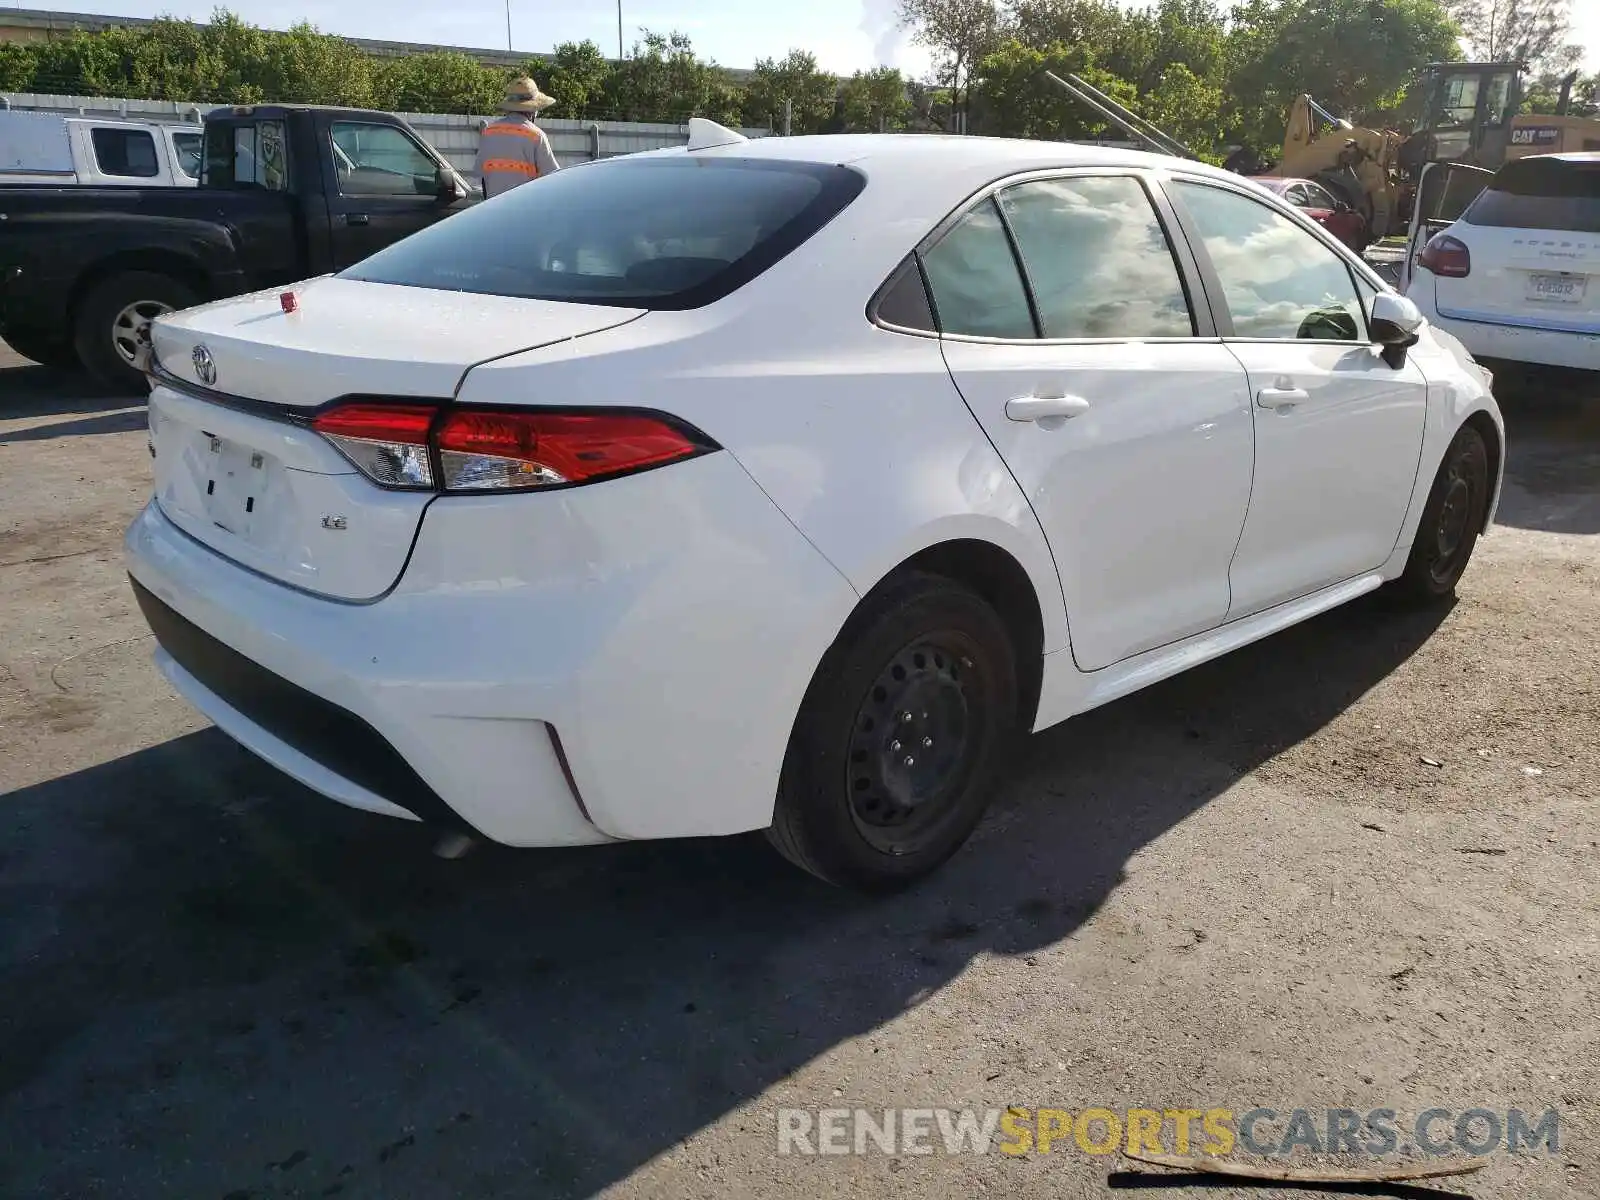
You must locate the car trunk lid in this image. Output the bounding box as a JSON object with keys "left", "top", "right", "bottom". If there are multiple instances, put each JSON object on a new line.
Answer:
{"left": 147, "top": 276, "right": 645, "bottom": 600}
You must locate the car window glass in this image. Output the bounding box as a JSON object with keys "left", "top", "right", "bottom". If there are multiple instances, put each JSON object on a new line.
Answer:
{"left": 1174, "top": 181, "right": 1365, "bottom": 342}
{"left": 91, "top": 128, "right": 159, "bottom": 178}
{"left": 1305, "top": 184, "right": 1336, "bottom": 209}
{"left": 332, "top": 122, "right": 439, "bottom": 197}
{"left": 919, "top": 198, "right": 1036, "bottom": 339}
{"left": 203, "top": 121, "right": 288, "bottom": 191}
{"left": 875, "top": 259, "right": 936, "bottom": 332}
{"left": 1285, "top": 184, "right": 1308, "bottom": 205}
{"left": 173, "top": 131, "right": 202, "bottom": 179}
{"left": 344, "top": 157, "right": 863, "bottom": 310}
{"left": 996, "top": 175, "right": 1194, "bottom": 339}
{"left": 1464, "top": 158, "right": 1600, "bottom": 233}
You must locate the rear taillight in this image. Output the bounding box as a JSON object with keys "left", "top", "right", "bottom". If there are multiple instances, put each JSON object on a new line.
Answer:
{"left": 1418, "top": 233, "right": 1471, "bottom": 278}
{"left": 311, "top": 403, "right": 715, "bottom": 493}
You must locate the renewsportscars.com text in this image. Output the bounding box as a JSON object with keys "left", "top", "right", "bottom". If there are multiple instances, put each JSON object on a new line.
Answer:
{"left": 776, "top": 1106, "right": 1560, "bottom": 1158}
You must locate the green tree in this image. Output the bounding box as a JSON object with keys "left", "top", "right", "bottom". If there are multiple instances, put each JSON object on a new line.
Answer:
{"left": 744, "top": 49, "right": 838, "bottom": 132}
{"left": 540, "top": 41, "right": 613, "bottom": 119}
{"left": 0, "top": 42, "right": 36, "bottom": 92}
{"left": 839, "top": 66, "right": 912, "bottom": 131}
{"left": 374, "top": 51, "right": 497, "bottom": 113}
{"left": 897, "top": 0, "right": 1003, "bottom": 125}
{"left": 602, "top": 31, "right": 743, "bottom": 123}
{"left": 969, "top": 38, "right": 1139, "bottom": 140}
{"left": 1225, "top": 0, "right": 1461, "bottom": 149}
{"left": 255, "top": 22, "right": 377, "bottom": 107}
{"left": 1442, "top": 0, "right": 1577, "bottom": 71}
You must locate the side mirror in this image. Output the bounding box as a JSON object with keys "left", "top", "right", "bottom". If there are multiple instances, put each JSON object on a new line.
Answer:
{"left": 1370, "top": 292, "right": 1423, "bottom": 368}
{"left": 436, "top": 166, "right": 466, "bottom": 203}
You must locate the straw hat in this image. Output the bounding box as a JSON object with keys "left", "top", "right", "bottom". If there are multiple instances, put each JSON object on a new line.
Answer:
{"left": 501, "top": 75, "right": 556, "bottom": 114}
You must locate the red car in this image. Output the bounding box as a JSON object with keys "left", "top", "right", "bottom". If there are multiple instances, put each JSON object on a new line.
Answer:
{"left": 1254, "top": 177, "right": 1370, "bottom": 251}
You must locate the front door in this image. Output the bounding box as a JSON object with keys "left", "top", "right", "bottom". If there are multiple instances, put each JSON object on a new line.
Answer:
{"left": 925, "top": 173, "right": 1256, "bottom": 672}
{"left": 1166, "top": 178, "right": 1430, "bottom": 620}
{"left": 324, "top": 119, "right": 461, "bottom": 268}
{"left": 1400, "top": 161, "right": 1494, "bottom": 293}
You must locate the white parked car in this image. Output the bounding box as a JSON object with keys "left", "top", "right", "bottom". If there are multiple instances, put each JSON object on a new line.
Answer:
{"left": 1403, "top": 152, "right": 1598, "bottom": 373}
{"left": 0, "top": 111, "right": 202, "bottom": 187}
{"left": 125, "top": 124, "right": 1505, "bottom": 891}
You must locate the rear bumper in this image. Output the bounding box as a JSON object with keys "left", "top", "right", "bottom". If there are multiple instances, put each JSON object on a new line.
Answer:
{"left": 124, "top": 451, "right": 858, "bottom": 847}
{"left": 1416, "top": 293, "right": 1600, "bottom": 373}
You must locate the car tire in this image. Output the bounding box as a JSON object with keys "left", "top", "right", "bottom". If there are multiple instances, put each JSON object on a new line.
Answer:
{"left": 73, "top": 271, "right": 198, "bottom": 395}
{"left": 1389, "top": 424, "right": 1490, "bottom": 606}
{"left": 2, "top": 327, "right": 78, "bottom": 371}
{"left": 767, "top": 570, "right": 1020, "bottom": 892}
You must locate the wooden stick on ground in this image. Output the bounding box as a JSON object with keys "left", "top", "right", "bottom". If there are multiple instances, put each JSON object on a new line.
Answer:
{"left": 1122, "top": 1152, "right": 1486, "bottom": 1184}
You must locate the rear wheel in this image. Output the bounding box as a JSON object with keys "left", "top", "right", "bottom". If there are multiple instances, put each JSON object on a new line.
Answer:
{"left": 1389, "top": 425, "right": 1490, "bottom": 605}
{"left": 767, "top": 571, "right": 1019, "bottom": 892}
{"left": 73, "top": 271, "right": 198, "bottom": 394}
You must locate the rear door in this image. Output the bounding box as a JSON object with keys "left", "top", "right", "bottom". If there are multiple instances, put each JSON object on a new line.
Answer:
{"left": 930, "top": 171, "right": 1256, "bottom": 672}
{"left": 1426, "top": 155, "right": 1600, "bottom": 332}
{"left": 1165, "top": 177, "right": 1428, "bottom": 619}
{"left": 323, "top": 118, "right": 462, "bottom": 268}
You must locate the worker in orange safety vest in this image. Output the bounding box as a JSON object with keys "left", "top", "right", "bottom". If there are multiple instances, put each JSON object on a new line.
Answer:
{"left": 474, "top": 75, "right": 561, "bottom": 199}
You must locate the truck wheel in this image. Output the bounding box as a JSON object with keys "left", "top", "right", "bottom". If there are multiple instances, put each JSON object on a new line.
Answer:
{"left": 2, "top": 327, "right": 77, "bottom": 371}
{"left": 767, "top": 571, "right": 1020, "bottom": 892}
{"left": 73, "top": 272, "right": 199, "bottom": 395}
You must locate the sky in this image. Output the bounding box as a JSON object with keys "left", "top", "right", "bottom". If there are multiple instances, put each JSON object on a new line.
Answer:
{"left": 14, "top": 0, "right": 1598, "bottom": 75}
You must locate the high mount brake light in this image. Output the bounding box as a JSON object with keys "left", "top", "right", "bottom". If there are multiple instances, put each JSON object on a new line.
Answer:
{"left": 1418, "top": 233, "right": 1471, "bottom": 279}
{"left": 311, "top": 403, "right": 715, "bottom": 493}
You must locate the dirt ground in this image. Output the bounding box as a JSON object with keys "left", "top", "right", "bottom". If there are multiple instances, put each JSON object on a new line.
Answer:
{"left": 1, "top": 341, "right": 1597, "bottom": 1200}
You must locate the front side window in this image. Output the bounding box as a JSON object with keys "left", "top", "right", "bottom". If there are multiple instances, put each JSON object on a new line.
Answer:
{"left": 918, "top": 198, "right": 1036, "bottom": 339}
{"left": 344, "top": 156, "right": 866, "bottom": 309}
{"left": 203, "top": 121, "right": 288, "bottom": 191}
{"left": 331, "top": 122, "right": 439, "bottom": 197}
{"left": 1303, "top": 183, "right": 1338, "bottom": 210}
{"left": 998, "top": 175, "right": 1194, "bottom": 339}
{"left": 1173, "top": 181, "right": 1364, "bottom": 342}
{"left": 91, "top": 128, "right": 159, "bottom": 178}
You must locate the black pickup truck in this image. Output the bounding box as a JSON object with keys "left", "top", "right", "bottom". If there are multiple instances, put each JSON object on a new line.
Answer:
{"left": 0, "top": 104, "right": 474, "bottom": 391}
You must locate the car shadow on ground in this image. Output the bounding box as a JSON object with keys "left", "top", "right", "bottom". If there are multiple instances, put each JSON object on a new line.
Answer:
{"left": 0, "top": 360, "right": 135, "bottom": 423}
{"left": 0, "top": 593, "right": 1450, "bottom": 1198}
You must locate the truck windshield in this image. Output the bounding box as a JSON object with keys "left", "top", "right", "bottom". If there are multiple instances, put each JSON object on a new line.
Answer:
{"left": 1465, "top": 157, "right": 1600, "bottom": 233}
{"left": 341, "top": 155, "right": 867, "bottom": 309}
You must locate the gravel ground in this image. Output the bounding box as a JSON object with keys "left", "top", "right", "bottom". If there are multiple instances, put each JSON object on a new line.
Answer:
{"left": 1, "top": 340, "right": 1597, "bottom": 1200}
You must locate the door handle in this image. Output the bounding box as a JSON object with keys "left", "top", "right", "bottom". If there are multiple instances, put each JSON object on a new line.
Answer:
{"left": 1005, "top": 395, "right": 1090, "bottom": 426}
{"left": 345, "top": 213, "right": 370, "bottom": 226}
{"left": 1257, "top": 387, "right": 1309, "bottom": 410}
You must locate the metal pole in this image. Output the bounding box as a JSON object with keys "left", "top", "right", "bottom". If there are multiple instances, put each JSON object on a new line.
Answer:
{"left": 783, "top": 98, "right": 792, "bottom": 136}
{"left": 504, "top": 0, "right": 512, "bottom": 51}
{"left": 617, "top": 1, "right": 624, "bottom": 62}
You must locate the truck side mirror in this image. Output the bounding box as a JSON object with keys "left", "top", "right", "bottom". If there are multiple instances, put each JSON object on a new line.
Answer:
{"left": 436, "top": 166, "right": 466, "bottom": 203}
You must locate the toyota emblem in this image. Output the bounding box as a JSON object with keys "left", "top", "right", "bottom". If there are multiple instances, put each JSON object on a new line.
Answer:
{"left": 192, "top": 344, "right": 217, "bottom": 387}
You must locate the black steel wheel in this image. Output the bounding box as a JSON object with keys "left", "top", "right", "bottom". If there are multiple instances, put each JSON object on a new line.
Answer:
{"left": 768, "top": 571, "right": 1019, "bottom": 892}
{"left": 1391, "top": 424, "right": 1491, "bottom": 605}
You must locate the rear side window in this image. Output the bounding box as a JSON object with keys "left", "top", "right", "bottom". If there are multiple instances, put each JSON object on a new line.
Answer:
{"left": 172, "top": 131, "right": 202, "bottom": 179}
{"left": 997, "top": 175, "right": 1194, "bottom": 339}
{"left": 919, "top": 198, "right": 1036, "bottom": 339}
{"left": 343, "top": 157, "right": 865, "bottom": 309}
{"left": 1465, "top": 158, "right": 1600, "bottom": 233}
{"left": 91, "top": 128, "right": 159, "bottom": 178}
{"left": 203, "top": 121, "right": 289, "bottom": 191}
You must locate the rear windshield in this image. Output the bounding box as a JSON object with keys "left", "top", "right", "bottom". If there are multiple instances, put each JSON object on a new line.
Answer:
{"left": 343, "top": 156, "right": 867, "bottom": 309}
{"left": 1465, "top": 157, "right": 1600, "bottom": 233}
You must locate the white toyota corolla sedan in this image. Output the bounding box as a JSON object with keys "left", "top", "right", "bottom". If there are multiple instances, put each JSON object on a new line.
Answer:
{"left": 126, "top": 124, "right": 1505, "bottom": 891}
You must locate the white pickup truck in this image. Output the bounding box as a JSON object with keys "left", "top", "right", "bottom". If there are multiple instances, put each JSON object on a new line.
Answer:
{"left": 0, "top": 111, "right": 203, "bottom": 187}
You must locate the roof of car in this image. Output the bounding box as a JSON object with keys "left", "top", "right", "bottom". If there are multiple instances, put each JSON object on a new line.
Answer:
{"left": 688, "top": 132, "right": 1229, "bottom": 176}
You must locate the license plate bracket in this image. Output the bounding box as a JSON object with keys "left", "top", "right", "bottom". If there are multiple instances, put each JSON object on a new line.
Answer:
{"left": 202, "top": 435, "right": 270, "bottom": 538}
{"left": 1524, "top": 272, "right": 1586, "bottom": 304}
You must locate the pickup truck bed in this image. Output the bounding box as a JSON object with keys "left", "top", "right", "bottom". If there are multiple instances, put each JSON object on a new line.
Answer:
{"left": 0, "top": 104, "right": 472, "bottom": 391}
